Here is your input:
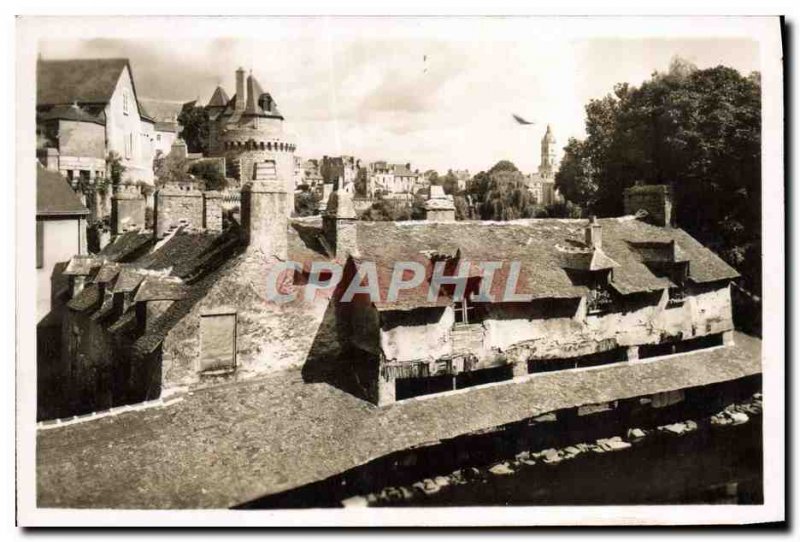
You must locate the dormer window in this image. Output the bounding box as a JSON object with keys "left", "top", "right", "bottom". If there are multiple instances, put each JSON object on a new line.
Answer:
{"left": 587, "top": 282, "right": 613, "bottom": 315}
{"left": 584, "top": 270, "right": 613, "bottom": 315}
{"left": 666, "top": 261, "right": 689, "bottom": 307}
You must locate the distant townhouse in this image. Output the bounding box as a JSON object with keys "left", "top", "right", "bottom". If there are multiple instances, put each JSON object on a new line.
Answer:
{"left": 453, "top": 169, "right": 471, "bottom": 192}
{"left": 321, "top": 155, "right": 361, "bottom": 189}
{"left": 367, "top": 162, "right": 422, "bottom": 197}
{"left": 138, "top": 98, "right": 185, "bottom": 157}
{"left": 295, "top": 157, "right": 324, "bottom": 189}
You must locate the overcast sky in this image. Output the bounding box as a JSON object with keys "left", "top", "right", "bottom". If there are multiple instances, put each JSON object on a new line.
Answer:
{"left": 39, "top": 20, "right": 759, "bottom": 174}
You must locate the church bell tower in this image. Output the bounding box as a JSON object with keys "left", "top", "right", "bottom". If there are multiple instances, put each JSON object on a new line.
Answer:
{"left": 539, "top": 124, "right": 557, "bottom": 178}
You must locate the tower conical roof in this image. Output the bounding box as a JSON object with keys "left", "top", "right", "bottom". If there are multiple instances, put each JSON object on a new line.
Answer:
{"left": 207, "top": 86, "right": 229, "bottom": 107}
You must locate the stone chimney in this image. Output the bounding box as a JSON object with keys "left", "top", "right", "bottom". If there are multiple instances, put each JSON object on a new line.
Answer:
{"left": 241, "top": 160, "right": 288, "bottom": 259}
{"left": 244, "top": 73, "right": 259, "bottom": 115}
{"left": 424, "top": 185, "right": 456, "bottom": 222}
{"left": 154, "top": 181, "right": 204, "bottom": 238}
{"left": 235, "top": 67, "right": 246, "bottom": 112}
{"left": 624, "top": 184, "right": 673, "bottom": 227}
{"left": 203, "top": 191, "right": 223, "bottom": 232}
{"left": 111, "top": 184, "right": 146, "bottom": 236}
{"left": 585, "top": 215, "right": 602, "bottom": 249}
{"left": 322, "top": 188, "right": 358, "bottom": 261}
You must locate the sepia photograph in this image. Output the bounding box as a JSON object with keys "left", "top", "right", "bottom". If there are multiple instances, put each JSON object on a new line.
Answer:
{"left": 13, "top": 13, "right": 785, "bottom": 526}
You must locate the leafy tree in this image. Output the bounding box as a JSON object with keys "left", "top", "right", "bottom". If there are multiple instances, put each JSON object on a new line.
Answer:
{"left": 488, "top": 160, "right": 519, "bottom": 174}
{"left": 106, "top": 151, "right": 125, "bottom": 186}
{"left": 454, "top": 194, "right": 478, "bottom": 220}
{"left": 153, "top": 150, "right": 190, "bottom": 188}
{"left": 294, "top": 190, "right": 321, "bottom": 217}
{"left": 441, "top": 169, "right": 460, "bottom": 195}
{"left": 188, "top": 160, "right": 227, "bottom": 191}
{"left": 360, "top": 196, "right": 425, "bottom": 221}
{"left": 545, "top": 200, "right": 584, "bottom": 218}
{"left": 424, "top": 169, "right": 440, "bottom": 186}
{"left": 556, "top": 58, "right": 761, "bottom": 294}
{"left": 466, "top": 161, "right": 545, "bottom": 220}
{"left": 177, "top": 106, "right": 210, "bottom": 154}
{"left": 554, "top": 138, "right": 595, "bottom": 209}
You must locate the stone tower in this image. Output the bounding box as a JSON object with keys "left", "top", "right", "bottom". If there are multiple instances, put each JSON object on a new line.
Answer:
{"left": 205, "top": 67, "right": 296, "bottom": 214}
{"left": 241, "top": 159, "right": 288, "bottom": 260}
{"left": 538, "top": 124, "right": 557, "bottom": 179}
{"left": 322, "top": 188, "right": 358, "bottom": 262}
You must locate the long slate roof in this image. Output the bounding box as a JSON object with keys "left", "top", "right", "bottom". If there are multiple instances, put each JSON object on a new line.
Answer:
{"left": 351, "top": 216, "right": 739, "bottom": 311}
{"left": 36, "top": 332, "right": 761, "bottom": 509}
{"left": 36, "top": 166, "right": 89, "bottom": 217}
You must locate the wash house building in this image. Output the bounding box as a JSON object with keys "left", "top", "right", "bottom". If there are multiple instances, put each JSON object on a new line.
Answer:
{"left": 47, "top": 169, "right": 739, "bottom": 417}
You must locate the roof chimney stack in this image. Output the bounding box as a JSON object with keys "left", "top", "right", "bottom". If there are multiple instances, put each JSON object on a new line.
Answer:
{"left": 585, "top": 215, "right": 602, "bottom": 249}
{"left": 623, "top": 184, "right": 673, "bottom": 227}
{"left": 235, "top": 67, "right": 246, "bottom": 112}
{"left": 424, "top": 185, "right": 456, "bottom": 222}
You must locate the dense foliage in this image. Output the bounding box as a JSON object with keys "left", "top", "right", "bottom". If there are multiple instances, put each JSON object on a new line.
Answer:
{"left": 466, "top": 161, "right": 548, "bottom": 220}
{"left": 295, "top": 190, "right": 321, "bottom": 217}
{"left": 188, "top": 160, "right": 227, "bottom": 191}
{"left": 153, "top": 150, "right": 190, "bottom": 188}
{"left": 177, "top": 106, "right": 210, "bottom": 154}
{"left": 555, "top": 58, "right": 761, "bottom": 294}
{"left": 360, "top": 196, "right": 426, "bottom": 221}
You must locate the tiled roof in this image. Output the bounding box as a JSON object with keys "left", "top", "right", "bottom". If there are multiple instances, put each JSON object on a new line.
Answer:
{"left": 37, "top": 58, "right": 129, "bottom": 106}
{"left": 94, "top": 262, "right": 122, "bottom": 284}
{"left": 66, "top": 284, "right": 101, "bottom": 311}
{"left": 112, "top": 268, "right": 146, "bottom": 293}
{"left": 37, "top": 104, "right": 106, "bottom": 125}
{"left": 133, "top": 278, "right": 189, "bottom": 302}
{"left": 37, "top": 332, "right": 761, "bottom": 509}
{"left": 138, "top": 98, "right": 186, "bottom": 123}
{"left": 351, "top": 217, "right": 738, "bottom": 310}
{"left": 36, "top": 166, "right": 89, "bottom": 217}
{"left": 63, "top": 255, "right": 100, "bottom": 276}
{"left": 154, "top": 121, "right": 178, "bottom": 133}
{"left": 98, "top": 231, "right": 152, "bottom": 262}
{"left": 207, "top": 86, "right": 229, "bottom": 108}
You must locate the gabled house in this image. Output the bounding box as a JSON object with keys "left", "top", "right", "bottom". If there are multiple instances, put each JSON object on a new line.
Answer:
{"left": 36, "top": 58, "right": 158, "bottom": 185}
{"left": 36, "top": 165, "right": 89, "bottom": 323}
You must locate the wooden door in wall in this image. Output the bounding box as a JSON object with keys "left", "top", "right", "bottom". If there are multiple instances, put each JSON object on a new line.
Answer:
{"left": 199, "top": 312, "right": 237, "bottom": 372}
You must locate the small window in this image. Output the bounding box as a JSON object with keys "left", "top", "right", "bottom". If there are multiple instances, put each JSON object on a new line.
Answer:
{"left": 123, "top": 91, "right": 129, "bottom": 115}
{"left": 199, "top": 312, "right": 237, "bottom": 372}
{"left": 124, "top": 133, "right": 133, "bottom": 159}
{"left": 36, "top": 220, "right": 43, "bottom": 269}
{"left": 156, "top": 134, "right": 161, "bottom": 142}
{"left": 453, "top": 298, "right": 474, "bottom": 325}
